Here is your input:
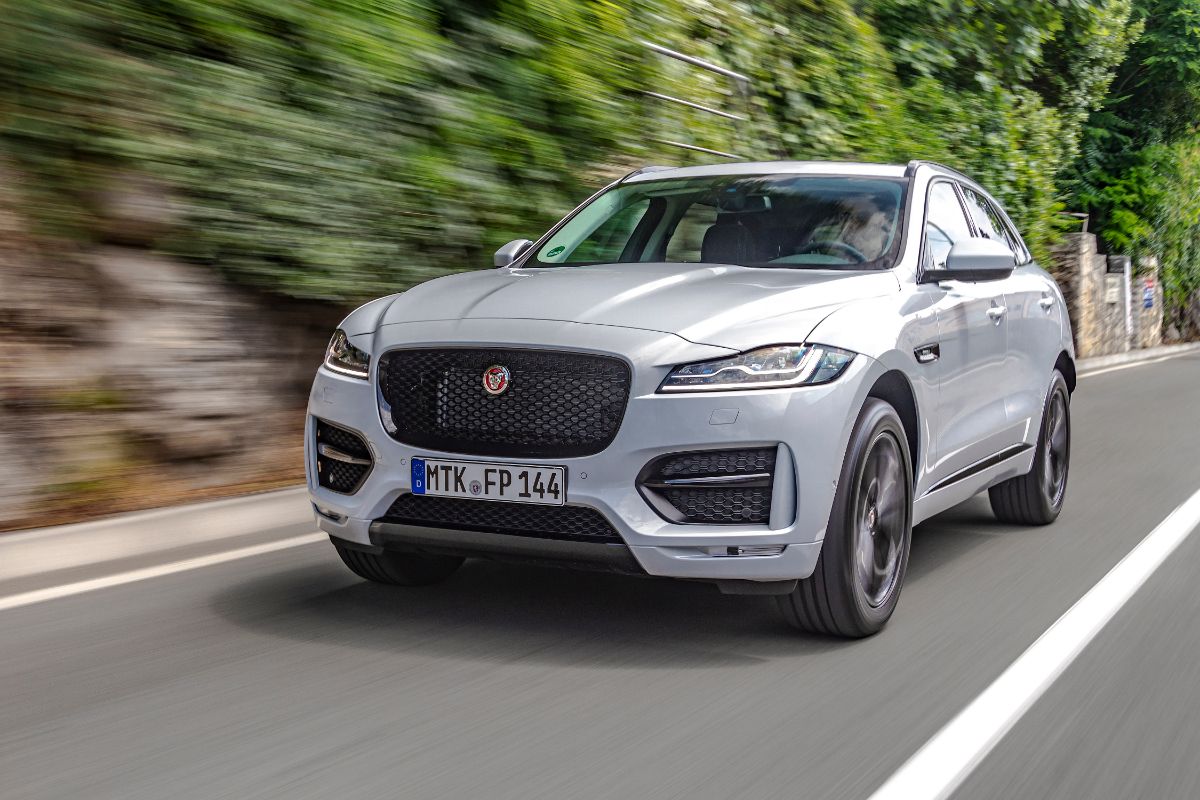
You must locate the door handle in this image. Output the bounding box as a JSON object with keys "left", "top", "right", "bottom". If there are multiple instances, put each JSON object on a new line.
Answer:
{"left": 1039, "top": 296, "right": 1055, "bottom": 311}
{"left": 914, "top": 343, "right": 940, "bottom": 364}
{"left": 986, "top": 305, "right": 1008, "bottom": 322}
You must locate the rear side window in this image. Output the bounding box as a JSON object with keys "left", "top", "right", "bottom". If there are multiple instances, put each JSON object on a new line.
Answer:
{"left": 923, "top": 181, "right": 972, "bottom": 270}
{"left": 960, "top": 186, "right": 1029, "bottom": 262}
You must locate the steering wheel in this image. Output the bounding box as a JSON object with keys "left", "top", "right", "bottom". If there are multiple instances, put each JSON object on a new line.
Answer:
{"left": 798, "top": 240, "right": 868, "bottom": 263}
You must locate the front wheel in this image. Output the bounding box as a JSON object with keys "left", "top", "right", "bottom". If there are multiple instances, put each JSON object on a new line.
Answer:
{"left": 988, "top": 371, "right": 1071, "bottom": 525}
{"left": 778, "top": 398, "right": 913, "bottom": 638}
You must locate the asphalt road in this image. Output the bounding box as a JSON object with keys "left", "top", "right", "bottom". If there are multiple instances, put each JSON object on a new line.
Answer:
{"left": 3, "top": 350, "right": 1200, "bottom": 800}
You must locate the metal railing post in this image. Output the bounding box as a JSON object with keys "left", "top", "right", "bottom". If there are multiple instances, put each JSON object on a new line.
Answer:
{"left": 639, "top": 41, "right": 752, "bottom": 160}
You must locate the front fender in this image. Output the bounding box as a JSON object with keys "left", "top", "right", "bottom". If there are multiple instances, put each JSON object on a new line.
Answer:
{"left": 807, "top": 288, "right": 941, "bottom": 495}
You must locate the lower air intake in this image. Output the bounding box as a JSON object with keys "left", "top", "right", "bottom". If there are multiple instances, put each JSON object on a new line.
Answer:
{"left": 378, "top": 494, "right": 623, "bottom": 544}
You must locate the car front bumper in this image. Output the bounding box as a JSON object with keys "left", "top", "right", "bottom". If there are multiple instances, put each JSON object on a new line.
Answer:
{"left": 305, "top": 321, "right": 877, "bottom": 582}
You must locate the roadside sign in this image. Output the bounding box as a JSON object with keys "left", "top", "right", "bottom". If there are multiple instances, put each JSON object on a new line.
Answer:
{"left": 1105, "top": 275, "right": 1121, "bottom": 304}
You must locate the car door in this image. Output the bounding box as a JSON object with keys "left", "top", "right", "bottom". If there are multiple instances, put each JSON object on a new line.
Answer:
{"left": 922, "top": 179, "right": 1023, "bottom": 486}
{"left": 958, "top": 186, "right": 1056, "bottom": 442}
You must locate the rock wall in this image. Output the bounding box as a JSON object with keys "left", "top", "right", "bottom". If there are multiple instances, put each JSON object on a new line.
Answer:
{"left": 1050, "top": 233, "right": 1164, "bottom": 358}
{"left": 0, "top": 196, "right": 341, "bottom": 530}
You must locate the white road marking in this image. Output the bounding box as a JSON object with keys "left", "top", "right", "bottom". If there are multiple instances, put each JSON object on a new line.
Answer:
{"left": 1079, "top": 350, "right": 1196, "bottom": 379}
{"left": 868, "top": 486, "right": 1200, "bottom": 800}
{"left": 0, "top": 533, "right": 325, "bottom": 612}
{"left": 0, "top": 488, "right": 312, "bottom": 583}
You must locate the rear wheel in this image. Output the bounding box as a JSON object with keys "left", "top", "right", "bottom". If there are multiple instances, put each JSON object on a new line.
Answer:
{"left": 989, "top": 371, "right": 1071, "bottom": 525}
{"left": 778, "top": 398, "right": 913, "bottom": 638}
{"left": 333, "top": 542, "right": 463, "bottom": 586}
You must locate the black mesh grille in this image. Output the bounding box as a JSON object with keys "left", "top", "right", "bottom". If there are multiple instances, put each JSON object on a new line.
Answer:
{"left": 379, "top": 494, "right": 623, "bottom": 544}
{"left": 315, "top": 419, "right": 372, "bottom": 494}
{"left": 639, "top": 447, "right": 776, "bottom": 525}
{"left": 318, "top": 422, "right": 371, "bottom": 460}
{"left": 657, "top": 449, "right": 776, "bottom": 479}
{"left": 661, "top": 487, "right": 773, "bottom": 524}
{"left": 377, "top": 348, "right": 630, "bottom": 458}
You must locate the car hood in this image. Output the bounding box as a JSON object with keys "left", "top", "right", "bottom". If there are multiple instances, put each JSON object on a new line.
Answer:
{"left": 377, "top": 262, "right": 899, "bottom": 350}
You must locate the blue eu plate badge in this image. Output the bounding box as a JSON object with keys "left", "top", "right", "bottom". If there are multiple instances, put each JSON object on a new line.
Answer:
{"left": 411, "top": 458, "right": 426, "bottom": 494}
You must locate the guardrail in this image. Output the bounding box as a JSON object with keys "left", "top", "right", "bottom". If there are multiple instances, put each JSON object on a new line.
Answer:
{"left": 640, "top": 41, "right": 752, "bottom": 160}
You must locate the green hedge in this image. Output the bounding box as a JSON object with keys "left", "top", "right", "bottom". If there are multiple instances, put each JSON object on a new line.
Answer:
{"left": 0, "top": 0, "right": 1163, "bottom": 305}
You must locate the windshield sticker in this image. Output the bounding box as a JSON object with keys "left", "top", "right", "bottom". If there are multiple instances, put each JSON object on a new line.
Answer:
{"left": 546, "top": 245, "right": 565, "bottom": 258}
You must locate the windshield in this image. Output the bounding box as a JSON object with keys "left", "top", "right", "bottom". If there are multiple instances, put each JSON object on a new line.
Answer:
{"left": 529, "top": 174, "right": 908, "bottom": 270}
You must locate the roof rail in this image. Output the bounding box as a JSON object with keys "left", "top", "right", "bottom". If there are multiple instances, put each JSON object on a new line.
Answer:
{"left": 904, "top": 160, "right": 977, "bottom": 183}
{"left": 618, "top": 165, "right": 675, "bottom": 183}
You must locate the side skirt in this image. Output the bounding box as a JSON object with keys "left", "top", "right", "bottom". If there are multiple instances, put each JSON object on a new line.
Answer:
{"left": 913, "top": 444, "right": 1035, "bottom": 525}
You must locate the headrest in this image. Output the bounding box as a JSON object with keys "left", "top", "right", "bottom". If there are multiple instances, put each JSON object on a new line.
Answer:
{"left": 701, "top": 218, "right": 755, "bottom": 264}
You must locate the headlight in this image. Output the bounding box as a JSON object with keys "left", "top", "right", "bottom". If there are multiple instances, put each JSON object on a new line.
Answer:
{"left": 324, "top": 329, "right": 370, "bottom": 379}
{"left": 658, "top": 344, "right": 855, "bottom": 392}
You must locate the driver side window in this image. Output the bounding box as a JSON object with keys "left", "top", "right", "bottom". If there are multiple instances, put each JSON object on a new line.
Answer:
{"left": 924, "top": 181, "right": 973, "bottom": 270}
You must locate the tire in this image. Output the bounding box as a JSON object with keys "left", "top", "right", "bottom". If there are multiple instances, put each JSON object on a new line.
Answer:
{"left": 334, "top": 542, "right": 464, "bottom": 586}
{"left": 778, "top": 398, "right": 914, "bottom": 638}
{"left": 989, "top": 371, "right": 1071, "bottom": 525}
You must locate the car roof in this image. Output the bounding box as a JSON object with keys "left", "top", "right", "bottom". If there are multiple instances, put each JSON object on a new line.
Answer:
{"left": 620, "top": 160, "right": 911, "bottom": 183}
{"left": 619, "top": 160, "right": 987, "bottom": 189}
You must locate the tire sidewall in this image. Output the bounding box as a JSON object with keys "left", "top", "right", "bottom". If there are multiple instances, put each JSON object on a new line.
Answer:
{"left": 1033, "top": 371, "right": 1071, "bottom": 520}
{"left": 826, "top": 399, "right": 914, "bottom": 632}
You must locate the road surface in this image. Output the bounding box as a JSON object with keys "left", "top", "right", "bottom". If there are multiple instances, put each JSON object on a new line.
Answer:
{"left": 2, "top": 349, "right": 1199, "bottom": 800}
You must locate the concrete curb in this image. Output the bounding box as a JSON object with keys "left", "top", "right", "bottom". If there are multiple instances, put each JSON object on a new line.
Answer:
{"left": 0, "top": 486, "right": 313, "bottom": 584}
{"left": 1078, "top": 342, "right": 1200, "bottom": 375}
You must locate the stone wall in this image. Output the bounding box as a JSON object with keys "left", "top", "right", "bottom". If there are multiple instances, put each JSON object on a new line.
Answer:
{"left": 1049, "top": 233, "right": 1164, "bottom": 358}
{"left": 0, "top": 184, "right": 342, "bottom": 529}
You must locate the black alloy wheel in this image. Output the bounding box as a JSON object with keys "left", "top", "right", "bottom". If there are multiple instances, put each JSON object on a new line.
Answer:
{"left": 989, "top": 370, "right": 1072, "bottom": 525}
{"left": 779, "top": 398, "right": 914, "bottom": 637}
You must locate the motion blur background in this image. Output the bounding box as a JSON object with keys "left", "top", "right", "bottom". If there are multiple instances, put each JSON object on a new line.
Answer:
{"left": 2, "top": 0, "right": 1199, "bottom": 530}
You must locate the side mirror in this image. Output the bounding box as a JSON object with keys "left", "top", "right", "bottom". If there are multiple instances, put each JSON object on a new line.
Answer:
{"left": 922, "top": 238, "right": 1016, "bottom": 283}
{"left": 494, "top": 239, "right": 533, "bottom": 268}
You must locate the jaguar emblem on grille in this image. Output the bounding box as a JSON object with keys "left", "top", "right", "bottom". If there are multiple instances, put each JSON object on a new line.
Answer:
{"left": 482, "top": 365, "right": 512, "bottom": 396}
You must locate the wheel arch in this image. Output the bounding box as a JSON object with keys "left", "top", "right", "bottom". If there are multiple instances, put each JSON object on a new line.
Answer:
{"left": 1055, "top": 350, "right": 1077, "bottom": 393}
{"left": 865, "top": 369, "right": 919, "bottom": 483}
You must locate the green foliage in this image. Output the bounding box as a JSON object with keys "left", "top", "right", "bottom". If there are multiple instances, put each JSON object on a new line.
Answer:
{"left": 1145, "top": 142, "right": 1200, "bottom": 322}
{"left": 1112, "top": 0, "right": 1200, "bottom": 136}
{"left": 874, "top": 0, "right": 1092, "bottom": 89}
{"left": 1065, "top": 0, "right": 1200, "bottom": 326}
{"left": 1, "top": 0, "right": 651, "bottom": 298}
{"left": 0, "top": 0, "right": 1155, "bottom": 305}
{"left": 1073, "top": 119, "right": 1164, "bottom": 253}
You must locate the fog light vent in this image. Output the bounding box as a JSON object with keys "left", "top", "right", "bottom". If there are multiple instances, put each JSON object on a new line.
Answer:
{"left": 723, "top": 545, "right": 786, "bottom": 557}
{"left": 314, "top": 419, "right": 373, "bottom": 494}
{"left": 638, "top": 447, "right": 776, "bottom": 525}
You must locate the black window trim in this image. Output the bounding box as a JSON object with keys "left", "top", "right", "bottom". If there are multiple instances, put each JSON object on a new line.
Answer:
{"left": 618, "top": 196, "right": 667, "bottom": 262}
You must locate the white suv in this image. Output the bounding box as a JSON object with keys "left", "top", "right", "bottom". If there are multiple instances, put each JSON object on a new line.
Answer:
{"left": 306, "top": 160, "right": 1074, "bottom": 637}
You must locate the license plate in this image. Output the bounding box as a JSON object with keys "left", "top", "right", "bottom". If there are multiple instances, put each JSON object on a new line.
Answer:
{"left": 411, "top": 458, "right": 566, "bottom": 506}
